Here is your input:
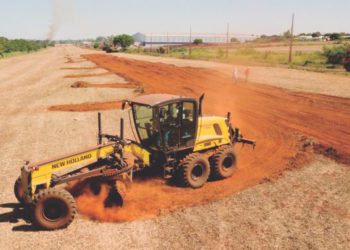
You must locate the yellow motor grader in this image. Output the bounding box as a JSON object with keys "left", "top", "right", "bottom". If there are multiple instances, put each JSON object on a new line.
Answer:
{"left": 14, "top": 93, "right": 255, "bottom": 230}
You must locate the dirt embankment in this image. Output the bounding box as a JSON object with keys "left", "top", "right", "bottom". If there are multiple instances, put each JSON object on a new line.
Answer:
{"left": 53, "top": 53, "right": 350, "bottom": 222}
{"left": 64, "top": 72, "right": 114, "bottom": 78}
{"left": 48, "top": 101, "right": 122, "bottom": 112}
{"left": 70, "top": 81, "right": 139, "bottom": 89}
{"left": 61, "top": 66, "right": 99, "bottom": 70}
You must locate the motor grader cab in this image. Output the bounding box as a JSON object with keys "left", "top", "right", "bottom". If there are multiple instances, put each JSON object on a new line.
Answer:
{"left": 123, "top": 94, "right": 255, "bottom": 179}
{"left": 14, "top": 93, "right": 255, "bottom": 230}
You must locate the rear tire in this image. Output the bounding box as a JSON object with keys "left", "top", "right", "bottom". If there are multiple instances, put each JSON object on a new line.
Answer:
{"left": 33, "top": 188, "right": 77, "bottom": 230}
{"left": 179, "top": 153, "right": 210, "bottom": 188}
{"left": 211, "top": 146, "right": 237, "bottom": 179}
{"left": 14, "top": 176, "right": 25, "bottom": 204}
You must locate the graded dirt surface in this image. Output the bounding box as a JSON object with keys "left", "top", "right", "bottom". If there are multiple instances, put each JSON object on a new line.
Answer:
{"left": 113, "top": 52, "right": 350, "bottom": 98}
{"left": 84, "top": 53, "right": 350, "bottom": 163}
{"left": 0, "top": 45, "right": 349, "bottom": 249}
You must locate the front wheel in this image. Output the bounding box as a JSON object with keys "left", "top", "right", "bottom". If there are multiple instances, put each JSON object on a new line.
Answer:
{"left": 211, "top": 146, "right": 237, "bottom": 179}
{"left": 32, "top": 188, "right": 77, "bottom": 230}
{"left": 179, "top": 153, "right": 210, "bottom": 188}
{"left": 14, "top": 176, "right": 25, "bottom": 204}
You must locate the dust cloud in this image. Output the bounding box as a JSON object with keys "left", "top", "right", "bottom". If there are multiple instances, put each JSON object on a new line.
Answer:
{"left": 47, "top": 0, "right": 75, "bottom": 40}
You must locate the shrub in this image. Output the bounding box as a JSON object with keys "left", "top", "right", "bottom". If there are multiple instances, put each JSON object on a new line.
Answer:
{"left": 323, "top": 45, "right": 347, "bottom": 65}
{"left": 344, "top": 49, "right": 350, "bottom": 72}
{"left": 329, "top": 33, "right": 341, "bottom": 41}
{"left": 157, "top": 46, "right": 166, "bottom": 54}
{"left": 0, "top": 36, "right": 8, "bottom": 54}
{"left": 113, "top": 34, "right": 134, "bottom": 50}
{"left": 193, "top": 38, "right": 203, "bottom": 45}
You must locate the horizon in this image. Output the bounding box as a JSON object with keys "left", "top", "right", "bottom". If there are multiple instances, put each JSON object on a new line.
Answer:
{"left": 0, "top": 0, "right": 349, "bottom": 40}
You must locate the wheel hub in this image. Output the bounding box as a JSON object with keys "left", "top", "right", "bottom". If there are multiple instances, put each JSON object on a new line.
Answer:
{"left": 42, "top": 199, "right": 68, "bottom": 221}
{"left": 222, "top": 155, "right": 234, "bottom": 170}
{"left": 191, "top": 164, "right": 203, "bottom": 180}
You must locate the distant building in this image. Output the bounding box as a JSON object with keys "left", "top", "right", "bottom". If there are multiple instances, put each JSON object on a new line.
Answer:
{"left": 297, "top": 35, "right": 328, "bottom": 41}
{"left": 133, "top": 32, "right": 255, "bottom": 46}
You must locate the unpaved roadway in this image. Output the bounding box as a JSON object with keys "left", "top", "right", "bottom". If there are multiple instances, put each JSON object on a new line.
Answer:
{"left": 0, "top": 45, "right": 349, "bottom": 249}
{"left": 113, "top": 52, "right": 350, "bottom": 98}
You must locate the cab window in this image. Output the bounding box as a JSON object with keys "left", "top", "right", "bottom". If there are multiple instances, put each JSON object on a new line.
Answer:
{"left": 181, "top": 102, "right": 196, "bottom": 146}
{"left": 159, "top": 103, "right": 180, "bottom": 148}
{"left": 132, "top": 104, "right": 157, "bottom": 147}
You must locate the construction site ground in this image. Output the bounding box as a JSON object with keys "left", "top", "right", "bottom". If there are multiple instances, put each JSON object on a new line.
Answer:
{"left": 0, "top": 45, "right": 349, "bottom": 249}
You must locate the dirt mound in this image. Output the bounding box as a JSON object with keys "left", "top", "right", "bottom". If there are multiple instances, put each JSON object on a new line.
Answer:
{"left": 65, "top": 57, "right": 86, "bottom": 64}
{"left": 71, "top": 81, "right": 139, "bottom": 89}
{"left": 64, "top": 72, "right": 113, "bottom": 78}
{"left": 61, "top": 67, "right": 98, "bottom": 70}
{"left": 48, "top": 101, "right": 122, "bottom": 112}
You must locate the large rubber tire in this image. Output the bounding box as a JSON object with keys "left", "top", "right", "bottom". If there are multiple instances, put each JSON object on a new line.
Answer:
{"left": 211, "top": 146, "right": 237, "bottom": 179}
{"left": 179, "top": 153, "right": 210, "bottom": 188}
{"left": 14, "top": 176, "right": 25, "bottom": 204}
{"left": 33, "top": 188, "right": 77, "bottom": 230}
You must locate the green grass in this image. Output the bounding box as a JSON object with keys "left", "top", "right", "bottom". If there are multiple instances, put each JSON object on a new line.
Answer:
{"left": 126, "top": 46, "right": 350, "bottom": 74}
{"left": 167, "top": 47, "right": 327, "bottom": 66}
{"left": 128, "top": 46, "right": 327, "bottom": 66}
{"left": 0, "top": 51, "right": 32, "bottom": 59}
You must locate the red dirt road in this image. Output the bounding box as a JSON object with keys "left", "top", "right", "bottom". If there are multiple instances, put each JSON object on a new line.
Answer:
{"left": 73, "top": 54, "right": 350, "bottom": 222}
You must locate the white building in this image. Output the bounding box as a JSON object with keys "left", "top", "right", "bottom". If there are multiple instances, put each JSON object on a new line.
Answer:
{"left": 133, "top": 32, "right": 256, "bottom": 46}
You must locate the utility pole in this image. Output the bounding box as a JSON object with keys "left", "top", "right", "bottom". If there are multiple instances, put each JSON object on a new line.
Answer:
{"left": 288, "top": 13, "right": 295, "bottom": 63}
{"left": 189, "top": 25, "right": 192, "bottom": 57}
{"left": 226, "top": 23, "right": 230, "bottom": 58}
{"left": 166, "top": 32, "right": 169, "bottom": 53}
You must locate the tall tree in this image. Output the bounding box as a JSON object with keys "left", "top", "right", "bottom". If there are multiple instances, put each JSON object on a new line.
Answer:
{"left": 113, "top": 34, "right": 135, "bottom": 50}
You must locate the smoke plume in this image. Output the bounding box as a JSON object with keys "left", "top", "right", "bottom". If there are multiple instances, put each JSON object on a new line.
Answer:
{"left": 47, "top": 0, "right": 74, "bottom": 40}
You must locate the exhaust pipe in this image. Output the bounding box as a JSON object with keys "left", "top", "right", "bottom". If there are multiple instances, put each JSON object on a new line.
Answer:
{"left": 199, "top": 93, "right": 205, "bottom": 116}
{"left": 98, "top": 112, "right": 102, "bottom": 144}
{"left": 120, "top": 118, "right": 124, "bottom": 140}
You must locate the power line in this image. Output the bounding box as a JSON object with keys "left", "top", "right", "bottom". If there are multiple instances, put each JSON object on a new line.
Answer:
{"left": 189, "top": 25, "right": 192, "bottom": 57}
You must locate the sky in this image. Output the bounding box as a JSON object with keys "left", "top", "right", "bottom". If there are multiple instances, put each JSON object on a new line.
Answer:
{"left": 0, "top": 0, "right": 349, "bottom": 40}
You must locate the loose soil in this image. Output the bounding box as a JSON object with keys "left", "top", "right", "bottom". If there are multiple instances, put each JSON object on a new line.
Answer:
{"left": 55, "top": 53, "right": 350, "bottom": 222}
{"left": 61, "top": 66, "right": 99, "bottom": 70}
{"left": 64, "top": 72, "right": 113, "bottom": 78}
{"left": 48, "top": 101, "right": 122, "bottom": 112}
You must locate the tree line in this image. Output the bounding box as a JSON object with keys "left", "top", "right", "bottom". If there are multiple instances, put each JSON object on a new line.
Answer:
{"left": 0, "top": 36, "right": 54, "bottom": 57}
